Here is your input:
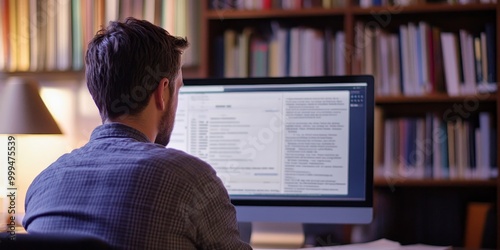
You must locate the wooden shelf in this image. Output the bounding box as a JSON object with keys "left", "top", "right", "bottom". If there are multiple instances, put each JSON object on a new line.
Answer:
{"left": 0, "top": 70, "right": 85, "bottom": 81}
{"left": 205, "top": 3, "right": 497, "bottom": 19}
{"left": 351, "top": 3, "right": 497, "bottom": 15}
{"left": 374, "top": 178, "right": 498, "bottom": 187}
{"left": 205, "top": 8, "right": 346, "bottom": 19}
{"left": 0, "top": 65, "right": 202, "bottom": 81}
{"left": 376, "top": 94, "right": 497, "bottom": 104}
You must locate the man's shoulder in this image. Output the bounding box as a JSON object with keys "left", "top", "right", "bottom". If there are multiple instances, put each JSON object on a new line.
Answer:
{"left": 37, "top": 142, "right": 218, "bottom": 186}
{"left": 147, "top": 146, "right": 195, "bottom": 162}
{"left": 144, "top": 147, "right": 216, "bottom": 177}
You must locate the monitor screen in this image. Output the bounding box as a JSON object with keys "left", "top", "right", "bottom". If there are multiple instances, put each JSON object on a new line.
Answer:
{"left": 168, "top": 76, "right": 374, "bottom": 233}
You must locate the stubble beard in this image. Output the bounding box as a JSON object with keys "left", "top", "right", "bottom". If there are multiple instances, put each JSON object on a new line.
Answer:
{"left": 155, "top": 103, "right": 175, "bottom": 146}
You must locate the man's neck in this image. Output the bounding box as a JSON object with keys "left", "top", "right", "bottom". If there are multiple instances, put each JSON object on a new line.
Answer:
{"left": 105, "top": 117, "right": 157, "bottom": 143}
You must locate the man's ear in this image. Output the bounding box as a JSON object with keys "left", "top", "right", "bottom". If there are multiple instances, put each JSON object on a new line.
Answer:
{"left": 154, "top": 78, "right": 169, "bottom": 111}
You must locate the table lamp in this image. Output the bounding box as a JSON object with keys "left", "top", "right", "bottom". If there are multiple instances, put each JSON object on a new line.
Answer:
{"left": 0, "top": 77, "right": 62, "bottom": 134}
{"left": 0, "top": 77, "right": 62, "bottom": 233}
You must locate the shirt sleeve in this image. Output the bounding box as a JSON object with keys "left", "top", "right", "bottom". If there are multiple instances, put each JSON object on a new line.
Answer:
{"left": 186, "top": 169, "right": 253, "bottom": 250}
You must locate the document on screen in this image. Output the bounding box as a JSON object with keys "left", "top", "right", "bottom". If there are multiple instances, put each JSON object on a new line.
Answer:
{"left": 169, "top": 90, "right": 350, "bottom": 196}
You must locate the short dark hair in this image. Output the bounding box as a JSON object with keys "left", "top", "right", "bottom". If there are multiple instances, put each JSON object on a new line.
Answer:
{"left": 85, "top": 17, "right": 189, "bottom": 121}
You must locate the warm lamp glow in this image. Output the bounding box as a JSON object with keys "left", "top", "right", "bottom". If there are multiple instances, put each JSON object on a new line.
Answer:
{"left": 0, "top": 77, "right": 62, "bottom": 135}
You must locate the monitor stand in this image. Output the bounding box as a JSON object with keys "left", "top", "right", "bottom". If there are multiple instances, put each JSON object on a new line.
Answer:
{"left": 249, "top": 222, "right": 305, "bottom": 249}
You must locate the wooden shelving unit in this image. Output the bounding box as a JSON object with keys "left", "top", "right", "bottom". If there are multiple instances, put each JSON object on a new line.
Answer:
{"left": 200, "top": 0, "right": 499, "bottom": 247}
{"left": 0, "top": 0, "right": 497, "bottom": 247}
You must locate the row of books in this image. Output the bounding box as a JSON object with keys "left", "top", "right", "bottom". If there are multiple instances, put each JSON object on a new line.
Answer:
{"left": 374, "top": 111, "right": 497, "bottom": 180}
{"left": 214, "top": 23, "right": 346, "bottom": 78}
{"left": 0, "top": 0, "right": 199, "bottom": 73}
{"left": 352, "top": 21, "right": 497, "bottom": 97}
{"left": 210, "top": 0, "right": 495, "bottom": 9}
{"left": 210, "top": 0, "right": 347, "bottom": 10}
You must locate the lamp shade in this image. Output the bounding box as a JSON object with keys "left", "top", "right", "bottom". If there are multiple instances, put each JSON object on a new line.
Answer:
{"left": 0, "top": 77, "right": 62, "bottom": 134}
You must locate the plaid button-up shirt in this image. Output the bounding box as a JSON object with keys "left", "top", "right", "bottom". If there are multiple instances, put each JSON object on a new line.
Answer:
{"left": 23, "top": 123, "right": 252, "bottom": 250}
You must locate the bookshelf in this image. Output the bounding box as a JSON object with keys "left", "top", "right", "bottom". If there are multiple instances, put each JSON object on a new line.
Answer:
{"left": 201, "top": 0, "right": 499, "bottom": 247}
{"left": 0, "top": 0, "right": 498, "bottom": 247}
{"left": 0, "top": 0, "right": 201, "bottom": 76}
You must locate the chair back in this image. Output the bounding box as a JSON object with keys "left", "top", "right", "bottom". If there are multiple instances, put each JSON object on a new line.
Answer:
{"left": 0, "top": 232, "right": 112, "bottom": 250}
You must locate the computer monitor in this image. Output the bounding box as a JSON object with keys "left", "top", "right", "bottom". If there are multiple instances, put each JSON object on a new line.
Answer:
{"left": 168, "top": 75, "right": 374, "bottom": 247}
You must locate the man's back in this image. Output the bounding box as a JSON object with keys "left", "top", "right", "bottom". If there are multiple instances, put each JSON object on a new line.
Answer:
{"left": 23, "top": 123, "right": 250, "bottom": 249}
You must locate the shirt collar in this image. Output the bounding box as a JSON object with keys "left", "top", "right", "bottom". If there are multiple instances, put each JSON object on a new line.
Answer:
{"left": 90, "top": 123, "right": 151, "bottom": 143}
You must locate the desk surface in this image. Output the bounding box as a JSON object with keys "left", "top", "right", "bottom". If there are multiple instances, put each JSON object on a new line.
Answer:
{"left": 253, "top": 239, "right": 452, "bottom": 250}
